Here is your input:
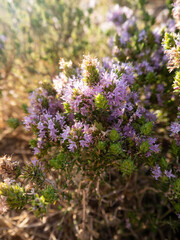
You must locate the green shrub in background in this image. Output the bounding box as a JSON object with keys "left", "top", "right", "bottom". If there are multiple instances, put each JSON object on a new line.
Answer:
{"left": 0, "top": 0, "right": 110, "bottom": 126}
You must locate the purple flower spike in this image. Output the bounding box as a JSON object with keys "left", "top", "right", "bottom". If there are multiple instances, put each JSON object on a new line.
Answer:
{"left": 151, "top": 164, "right": 162, "bottom": 180}
{"left": 68, "top": 140, "right": 77, "bottom": 152}
{"left": 170, "top": 122, "right": 180, "bottom": 134}
{"left": 164, "top": 170, "right": 176, "bottom": 179}
{"left": 31, "top": 158, "right": 38, "bottom": 166}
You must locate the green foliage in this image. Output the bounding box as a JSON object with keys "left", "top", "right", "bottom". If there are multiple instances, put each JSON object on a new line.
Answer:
{"left": 41, "top": 185, "right": 58, "bottom": 204}
{"left": 109, "top": 128, "right": 120, "bottom": 142}
{"left": 84, "top": 65, "right": 100, "bottom": 85}
{"left": 174, "top": 202, "right": 180, "bottom": 213}
{"left": 171, "top": 140, "right": 180, "bottom": 156}
{"left": 109, "top": 143, "right": 123, "bottom": 155}
{"left": 50, "top": 152, "right": 68, "bottom": 170}
{"left": 173, "top": 178, "right": 180, "bottom": 198}
{"left": 140, "top": 140, "right": 149, "bottom": 153}
{"left": 160, "top": 157, "right": 168, "bottom": 169}
{"left": 145, "top": 72, "right": 156, "bottom": 84}
{"left": 94, "top": 121, "right": 104, "bottom": 131}
{"left": 94, "top": 93, "right": 108, "bottom": 110}
{"left": 31, "top": 194, "right": 48, "bottom": 217}
{"left": 119, "top": 158, "right": 136, "bottom": 176}
{"left": 29, "top": 139, "right": 38, "bottom": 149}
{"left": 22, "top": 103, "right": 29, "bottom": 114}
{"left": 63, "top": 102, "right": 71, "bottom": 113}
{"left": 140, "top": 121, "right": 153, "bottom": 135}
{"left": 173, "top": 71, "right": 180, "bottom": 93}
{"left": 0, "top": 183, "right": 28, "bottom": 209}
{"left": 22, "top": 162, "right": 45, "bottom": 186}
{"left": 96, "top": 141, "right": 106, "bottom": 151}
{"left": 82, "top": 56, "right": 100, "bottom": 85}
{"left": 6, "top": 118, "right": 20, "bottom": 129}
{"left": 163, "top": 32, "right": 176, "bottom": 50}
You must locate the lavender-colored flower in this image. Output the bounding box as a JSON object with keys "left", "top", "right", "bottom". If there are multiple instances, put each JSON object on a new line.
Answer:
{"left": 149, "top": 144, "right": 160, "bottom": 153}
{"left": 165, "top": 170, "right": 176, "bottom": 179}
{"left": 48, "top": 119, "right": 57, "bottom": 141}
{"left": 37, "top": 139, "right": 44, "bottom": 148}
{"left": 39, "top": 130, "right": 46, "bottom": 139}
{"left": 125, "top": 218, "right": 131, "bottom": 229}
{"left": 79, "top": 140, "right": 89, "bottom": 148}
{"left": 34, "top": 147, "right": 40, "bottom": 155}
{"left": 166, "top": 19, "right": 176, "bottom": 32}
{"left": 151, "top": 164, "right": 162, "bottom": 180}
{"left": 50, "top": 129, "right": 57, "bottom": 141}
{"left": 37, "top": 121, "right": 45, "bottom": 131}
{"left": 123, "top": 125, "right": 136, "bottom": 138}
{"left": 44, "top": 113, "right": 52, "bottom": 121}
{"left": 157, "top": 84, "right": 164, "bottom": 92}
{"left": 68, "top": 139, "right": 77, "bottom": 152}
{"left": 0, "top": 35, "right": 7, "bottom": 42}
{"left": 156, "top": 93, "right": 163, "bottom": 106}
{"left": 138, "top": 30, "right": 146, "bottom": 42}
{"left": 61, "top": 126, "right": 71, "bottom": 142}
{"left": 31, "top": 158, "right": 38, "bottom": 166}
{"left": 144, "top": 85, "right": 151, "bottom": 105}
{"left": 140, "top": 61, "right": 154, "bottom": 73}
{"left": 108, "top": 5, "right": 133, "bottom": 26}
{"left": 24, "top": 116, "right": 32, "bottom": 130}
{"left": 170, "top": 122, "right": 180, "bottom": 134}
{"left": 120, "top": 31, "right": 130, "bottom": 45}
{"left": 102, "top": 57, "right": 114, "bottom": 69}
{"left": 56, "top": 112, "right": 65, "bottom": 126}
{"left": 153, "top": 31, "right": 161, "bottom": 44}
{"left": 84, "top": 133, "right": 93, "bottom": 144}
{"left": 48, "top": 119, "right": 55, "bottom": 130}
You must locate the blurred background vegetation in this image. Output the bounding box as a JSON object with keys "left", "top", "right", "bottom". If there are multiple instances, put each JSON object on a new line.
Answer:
{"left": 0, "top": 0, "right": 113, "bottom": 130}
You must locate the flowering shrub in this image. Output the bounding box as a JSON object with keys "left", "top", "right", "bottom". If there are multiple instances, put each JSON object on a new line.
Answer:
{"left": 0, "top": 0, "right": 180, "bottom": 239}
{"left": 0, "top": 54, "right": 179, "bottom": 238}
{"left": 23, "top": 56, "right": 160, "bottom": 173}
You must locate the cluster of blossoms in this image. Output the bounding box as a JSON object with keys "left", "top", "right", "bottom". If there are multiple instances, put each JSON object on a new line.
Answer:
{"left": 23, "top": 55, "right": 161, "bottom": 174}
{"left": 108, "top": 4, "right": 167, "bottom": 71}
{"left": 151, "top": 164, "right": 176, "bottom": 180}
